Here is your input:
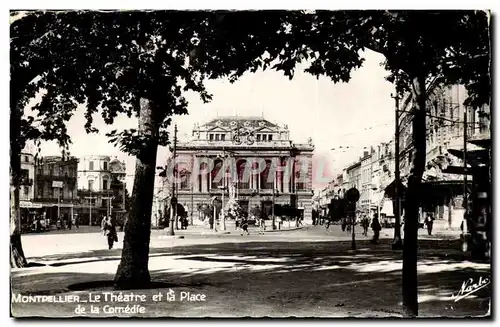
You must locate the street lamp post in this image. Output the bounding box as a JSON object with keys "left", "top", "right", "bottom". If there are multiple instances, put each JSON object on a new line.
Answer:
{"left": 462, "top": 106, "right": 468, "bottom": 252}
{"left": 346, "top": 187, "right": 360, "bottom": 251}
{"left": 391, "top": 93, "right": 403, "bottom": 250}
{"left": 190, "top": 185, "right": 194, "bottom": 226}
{"left": 85, "top": 191, "right": 96, "bottom": 226}
{"left": 167, "top": 196, "right": 177, "bottom": 236}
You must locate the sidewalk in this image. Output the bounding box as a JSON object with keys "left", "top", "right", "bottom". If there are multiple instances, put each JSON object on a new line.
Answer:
{"left": 156, "top": 221, "right": 306, "bottom": 236}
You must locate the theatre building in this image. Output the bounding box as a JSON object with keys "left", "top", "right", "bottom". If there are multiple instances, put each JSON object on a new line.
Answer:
{"left": 174, "top": 116, "right": 314, "bottom": 223}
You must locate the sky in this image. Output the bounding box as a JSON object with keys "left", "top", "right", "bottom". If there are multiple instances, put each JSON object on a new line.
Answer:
{"left": 29, "top": 49, "right": 396, "bottom": 192}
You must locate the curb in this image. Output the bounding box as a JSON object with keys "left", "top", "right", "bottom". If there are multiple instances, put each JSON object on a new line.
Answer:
{"left": 263, "top": 226, "right": 305, "bottom": 233}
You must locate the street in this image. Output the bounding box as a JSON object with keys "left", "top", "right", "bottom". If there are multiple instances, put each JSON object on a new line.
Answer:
{"left": 11, "top": 224, "right": 490, "bottom": 318}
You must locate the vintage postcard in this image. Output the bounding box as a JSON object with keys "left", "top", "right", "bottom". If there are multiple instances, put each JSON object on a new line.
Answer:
{"left": 9, "top": 9, "right": 491, "bottom": 318}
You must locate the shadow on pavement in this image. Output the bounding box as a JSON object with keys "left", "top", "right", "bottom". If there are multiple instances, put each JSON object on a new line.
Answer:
{"left": 11, "top": 238, "right": 491, "bottom": 318}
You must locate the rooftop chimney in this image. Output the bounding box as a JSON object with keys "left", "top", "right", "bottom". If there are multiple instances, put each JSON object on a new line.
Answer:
{"left": 363, "top": 151, "right": 369, "bottom": 158}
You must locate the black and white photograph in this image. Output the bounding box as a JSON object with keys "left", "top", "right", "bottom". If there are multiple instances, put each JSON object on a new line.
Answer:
{"left": 9, "top": 8, "right": 492, "bottom": 318}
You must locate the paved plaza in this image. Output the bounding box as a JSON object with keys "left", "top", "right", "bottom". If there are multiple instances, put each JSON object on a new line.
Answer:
{"left": 11, "top": 225, "right": 490, "bottom": 318}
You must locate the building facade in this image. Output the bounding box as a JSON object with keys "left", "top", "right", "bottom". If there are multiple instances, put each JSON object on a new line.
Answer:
{"left": 359, "top": 151, "right": 373, "bottom": 214}
{"left": 33, "top": 156, "right": 79, "bottom": 223}
{"left": 77, "top": 155, "right": 127, "bottom": 225}
{"left": 398, "top": 82, "right": 491, "bottom": 229}
{"left": 19, "top": 152, "right": 39, "bottom": 226}
{"left": 20, "top": 152, "right": 35, "bottom": 204}
{"left": 174, "top": 116, "right": 315, "bottom": 223}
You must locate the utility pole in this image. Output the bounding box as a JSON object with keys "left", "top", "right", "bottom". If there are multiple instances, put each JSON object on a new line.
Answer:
{"left": 57, "top": 192, "right": 61, "bottom": 222}
{"left": 391, "top": 93, "right": 403, "bottom": 250}
{"left": 173, "top": 124, "right": 178, "bottom": 230}
{"left": 85, "top": 192, "right": 96, "bottom": 226}
{"left": 220, "top": 148, "right": 226, "bottom": 231}
{"left": 462, "top": 107, "right": 468, "bottom": 252}
{"left": 167, "top": 125, "right": 178, "bottom": 236}
{"left": 190, "top": 185, "right": 194, "bottom": 226}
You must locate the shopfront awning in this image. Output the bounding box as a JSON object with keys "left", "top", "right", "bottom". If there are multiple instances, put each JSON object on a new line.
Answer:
{"left": 447, "top": 149, "right": 490, "bottom": 166}
{"left": 380, "top": 199, "right": 394, "bottom": 216}
{"left": 20, "top": 201, "right": 43, "bottom": 209}
{"left": 384, "top": 180, "right": 407, "bottom": 199}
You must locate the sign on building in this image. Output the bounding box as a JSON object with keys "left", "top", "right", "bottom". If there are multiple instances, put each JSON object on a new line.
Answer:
{"left": 52, "top": 181, "right": 64, "bottom": 188}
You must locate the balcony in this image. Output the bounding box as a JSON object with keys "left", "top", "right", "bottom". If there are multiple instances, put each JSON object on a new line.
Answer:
{"left": 238, "top": 182, "right": 250, "bottom": 190}
{"left": 20, "top": 178, "right": 33, "bottom": 186}
{"left": 36, "top": 175, "right": 77, "bottom": 184}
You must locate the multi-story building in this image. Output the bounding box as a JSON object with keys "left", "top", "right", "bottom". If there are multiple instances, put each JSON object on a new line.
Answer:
{"left": 345, "top": 161, "right": 361, "bottom": 190}
{"left": 174, "top": 116, "right": 315, "bottom": 223}
{"left": 33, "top": 155, "right": 79, "bottom": 222}
{"left": 19, "top": 152, "right": 40, "bottom": 226}
{"left": 398, "top": 82, "right": 491, "bottom": 229}
{"left": 77, "top": 155, "right": 126, "bottom": 225}
{"left": 371, "top": 141, "right": 395, "bottom": 218}
{"left": 109, "top": 157, "right": 128, "bottom": 224}
{"left": 20, "top": 152, "right": 35, "bottom": 204}
{"left": 359, "top": 151, "right": 373, "bottom": 214}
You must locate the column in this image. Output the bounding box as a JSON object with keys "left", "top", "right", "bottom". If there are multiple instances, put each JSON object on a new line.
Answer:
{"left": 201, "top": 160, "right": 208, "bottom": 193}
{"left": 208, "top": 157, "right": 212, "bottom": 191}
{"left": 194, "top": 156, "right": 200, "bottom": 193}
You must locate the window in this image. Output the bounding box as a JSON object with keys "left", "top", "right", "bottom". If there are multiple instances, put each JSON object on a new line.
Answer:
{"left": 20, "top": 169, "right": 29, "bottom": 183}
{"left": 221, "top": 134, "right": 225, "bottom": 141}
{"left": 262, "top": 134, "right": 267, "bottom": 141}
{"left": 215, "top": 134, "right": 220, "bottom": 141}
{"left": 256, "top": 134, "right": 261, "bottom": 142}
{"left": 88, "top": 180, "right": 94, "bottom": 191}
{"left": 268, "top": 134, "right": 273, "bottom": 141}
{"left": 103, "top": 179, "right": 108, "bottom": 190}
{"left": 103, "top": 161, "right": 108, "bottom": 170}
{"left": 89, "top": 161, "right": 94, "bottom": 170}
{"left": 24, "top": 155, "right": 29, "bottom": 163}
{"left": 24, "top": 186, "right": 29, "bottom": 197}
{"left": 209, "top": 134, "right": 214, "bottom": 141}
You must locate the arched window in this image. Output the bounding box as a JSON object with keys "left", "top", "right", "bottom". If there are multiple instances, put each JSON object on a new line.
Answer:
{"left": 260, "top": 160, "right": 273, "bottom": 190}
{"left": 211, "top": 159, "right": 223, "bottom": 190}
{"left": 237, "top": 160, "right": 249, "bottom": 190}
{"left": 180, "top": 169, "right": 192, "bottom": 190}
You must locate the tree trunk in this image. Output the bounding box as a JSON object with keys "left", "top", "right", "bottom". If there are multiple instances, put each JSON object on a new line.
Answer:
{"left": 114, "top": 98, "right": 159, "bottom": 289}
{"left": 402, "top": 74, "right": 427, "bottom": 317}
{"left": 10, "top": 101, "right": 27, "bottom": 268}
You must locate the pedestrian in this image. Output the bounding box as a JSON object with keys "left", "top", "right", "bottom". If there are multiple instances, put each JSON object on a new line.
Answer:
{"left": 68, "top": 216, "right": 72, "bottom": 230}
{"left": 325, "top": 218, "right": 331, "bottom": 230}
{"left": 277, "top": 216, "right": 282, "bottom": 230}
{"left": 209, "top": 215, "right": 214, "bottom": 230}
{"left": 425, "top": 213, "right": 434, "bottom": 236}
{"left": 341, "top": 218, "right": 346, "bottom": 231}
{"left": 362, "top": 216, "right": 370, "bottom": 236}
{"left": 370, "top": 215, "right": 381, "bottom": 244}
{"left": 74, "top": 215, "right": 79, "bottom": 229}
{"left": 100, "top": 215, "right": 107, "bottom": 235}
{"left": 297, "top": 216, "right": 303, "bottom": 227}
{"left": 259, "top": 217, "right": 266, "bottom": 234}
{"left": 102, "top": 216, "right": 118, "bottom": 249}
{"left": 241, "top": 217, "right": 250, "bottom": 236}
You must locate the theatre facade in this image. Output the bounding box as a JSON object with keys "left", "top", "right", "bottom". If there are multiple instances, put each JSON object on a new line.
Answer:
{"left": 174, "top": 116, "right": 314, "bottom": 222}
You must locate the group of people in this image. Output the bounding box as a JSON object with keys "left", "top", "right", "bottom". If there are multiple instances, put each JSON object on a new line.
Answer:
{"left": 56, "top": 216, "right": 79, "bottom": 230}
{"left": 334, "top": 214, "right": 382, "bottom": 244}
